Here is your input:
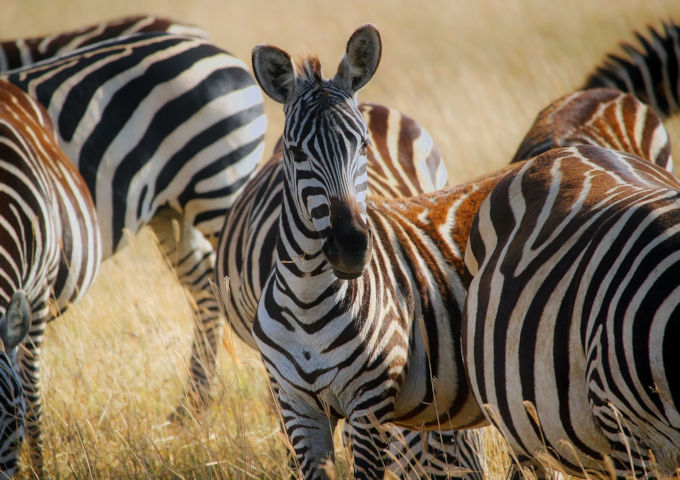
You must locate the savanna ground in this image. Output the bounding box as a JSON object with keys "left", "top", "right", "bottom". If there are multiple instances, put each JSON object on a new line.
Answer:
{"left": 2, "top": 1, "right": 680, "bottom": 478}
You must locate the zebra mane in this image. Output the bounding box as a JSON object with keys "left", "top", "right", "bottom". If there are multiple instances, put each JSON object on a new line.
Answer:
{"left": 295, "top": 55, "right": 323, "bottom": 85}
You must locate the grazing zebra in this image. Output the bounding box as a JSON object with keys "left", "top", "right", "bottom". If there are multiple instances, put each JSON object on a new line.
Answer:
{"left": 583, "top": 19, "right": 680, "bottom": 120}
{"left": 463, "top": 145, "right": 680, "bottom": 479}
{"left": 512, "top": 87, "right": 672, "bottom": 171}
{"left": 0, "top": 30, "right": 266, "bottom": 417}
{"left": 0, "top": 80, "right": 102, "bottom": 476}
{"left": 215, "top": 101, "right": 483, "bottom": 479}
{"left": 250, "top": 25, "right": 491, "bottom": 479}
{"left": 0, "top": 15, "right": 207, "bottom": 71}
{"left": 0, "top": 291, "right": 30, "bottom": 479}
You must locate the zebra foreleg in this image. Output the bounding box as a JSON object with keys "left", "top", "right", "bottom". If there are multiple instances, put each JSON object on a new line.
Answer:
{"left": 345, "top": 414, "right": 391, "bottom": 480}
{"left": 277, "top": 395, "right": 338, "bottom": 480}
{"left": 148, "top": 208, "right": 223, "bottom": 419}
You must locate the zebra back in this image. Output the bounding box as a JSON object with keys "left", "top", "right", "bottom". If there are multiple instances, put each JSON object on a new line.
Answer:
{"left": 512, "top": 87, "right": 672, "bottom": 170}
{"left": 0, "top": 80, "right": 101, "bottom": 310}
{"left": 583, "top": 20, "right": 680, "bottom": 119}
{"left": 0, "top": 15, "right": 208, "bottom": 71}
{"left": 464, "top": 145, "right": 680, "bottom": 478}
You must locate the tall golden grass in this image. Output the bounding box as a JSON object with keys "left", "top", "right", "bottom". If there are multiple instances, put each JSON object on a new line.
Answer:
{"left": 2, "top": 1, "right": 680, "bottom": 478}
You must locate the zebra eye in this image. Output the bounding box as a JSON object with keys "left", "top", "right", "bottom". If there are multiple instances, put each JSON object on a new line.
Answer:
{"left": 360, "top": 139, "right": 369, "bottom": 156}
{"left": 288, "top": 145, "right": 308, "bottom": 163}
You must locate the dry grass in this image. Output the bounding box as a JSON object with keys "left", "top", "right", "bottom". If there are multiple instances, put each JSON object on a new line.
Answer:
{"left": 2, "top": 1, "right": 680, "bottom": 478}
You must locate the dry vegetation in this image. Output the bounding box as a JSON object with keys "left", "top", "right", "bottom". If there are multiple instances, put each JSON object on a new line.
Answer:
{"left": 2, "top": 1, "right": 680, "bottom": 478}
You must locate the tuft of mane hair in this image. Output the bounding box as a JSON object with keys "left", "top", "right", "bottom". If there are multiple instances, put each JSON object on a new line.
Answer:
{"left": 295, "top": 55, "right": 323, "bottom": 83}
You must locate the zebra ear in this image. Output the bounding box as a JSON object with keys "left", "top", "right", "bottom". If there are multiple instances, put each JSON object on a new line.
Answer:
{"left": 252, "top": 45, "right": 296, "bottom": 104}
{"left": 0, "top": 290, "right": 30, "bottom": 352}
{"left": 334, "top": 24, "right": 381, "bottom": 93}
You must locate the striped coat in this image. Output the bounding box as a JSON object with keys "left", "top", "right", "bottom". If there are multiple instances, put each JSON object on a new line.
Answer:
{"left": 248, "top": 20, "right": 676, "bottom": 477}
{"left": 0, "top": 291, "right": 30, "bottom": 478}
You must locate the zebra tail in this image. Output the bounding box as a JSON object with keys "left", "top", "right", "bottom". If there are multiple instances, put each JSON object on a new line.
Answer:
{"left": 583, "top": 20, "right": 680, "bottom": 118}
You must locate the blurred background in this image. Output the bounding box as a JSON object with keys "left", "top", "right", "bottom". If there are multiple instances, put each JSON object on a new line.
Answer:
{"left": 2, "top": 1, "right": 680, "bottom": 478}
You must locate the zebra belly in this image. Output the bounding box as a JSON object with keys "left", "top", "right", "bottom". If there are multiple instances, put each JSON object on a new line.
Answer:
{"left": 469, "top": 253, "right": 611, "bottom": 474}
{"left": 392, "top": 312, "right": 485, "bottom": 430}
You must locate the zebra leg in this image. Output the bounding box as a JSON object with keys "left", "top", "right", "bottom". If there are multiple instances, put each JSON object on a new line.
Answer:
{"left": 277, "top": 396, "right": 337, "bottom": 480}
{"left": 422, "top": 429, "right": 486, "bottom": 480}
{"left": 17, "top": 293, "right": 50, "bottom": 477}
{"left": 346, "top": 414, "right": 391, "bottom": 480}
{"left": 397, "top": 429, "right": 485, "bottom": 480}
{"left": 505, "top": 456, "right": 557, "bottom": 480}
{"left": 148, "top": 208, "right": 222, "bottom": 418}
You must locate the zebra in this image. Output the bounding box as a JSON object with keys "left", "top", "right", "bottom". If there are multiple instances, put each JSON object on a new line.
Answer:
{"left": 583, "top": 19, "right": 680, "bottom": 120}
{"left": 0, "top": 29, "right": 266, "bottom": 418}
{"left": 463, "top": 144, "right": 680, "bottom": 479}
{"left": 0, "top": 80, "right": 102, "bottom": 476}
{"left": 0, "top": 15, "right": 208, "bottom": 71}
{"left": 250, "top": 24, "right": 491, "bottom": 479}
{"left": 0, "top": 291, "right": 30, "bottom": 479}
{"left": 215, "top": 101, "right": 483, "bottom": 479}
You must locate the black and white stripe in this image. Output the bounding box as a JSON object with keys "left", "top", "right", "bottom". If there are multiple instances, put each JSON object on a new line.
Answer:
{"left": 464, "top": 145, "right": 680, "bottom": 479}
{"left": 0, "top": 15, "right": 207, "bottom": 72}
{"left": 0, "top": 80, "right": 101, "bottom": 477}
{"left": 250, "top": 25, "right": 487, "bottom": 479}
{"left": 1, "top": 28, "right": 266, "bottom": 416}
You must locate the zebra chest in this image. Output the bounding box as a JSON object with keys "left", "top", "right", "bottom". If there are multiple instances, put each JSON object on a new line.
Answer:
{"left": 254, "top": 279, "right": 408, "bottom": 412}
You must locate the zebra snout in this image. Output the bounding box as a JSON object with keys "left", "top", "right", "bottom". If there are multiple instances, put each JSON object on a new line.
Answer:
{"left": 323, "top": 199, "right": 372, "bottom": 279}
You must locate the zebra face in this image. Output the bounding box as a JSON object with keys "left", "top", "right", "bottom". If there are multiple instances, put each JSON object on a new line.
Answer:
{"left": 284, "top": 115, "right": 373, "bottom": 279}
{"left": 252, "top": 24, "right": 381, "bottom": 279}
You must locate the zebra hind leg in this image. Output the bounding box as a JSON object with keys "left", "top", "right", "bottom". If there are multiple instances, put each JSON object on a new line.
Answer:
{"left": 148, "top": 208, "right": 223, "bottom": 420}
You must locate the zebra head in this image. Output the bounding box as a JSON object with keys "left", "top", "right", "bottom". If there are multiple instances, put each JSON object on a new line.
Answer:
{"left": 0, "top": 290, "right": 29, "bottom": 476}
{"left": 252, "top": 24, "right": 381, "bottom": 279}
{"left": 0, "top": 290, "right": 30, "bottom": 364}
